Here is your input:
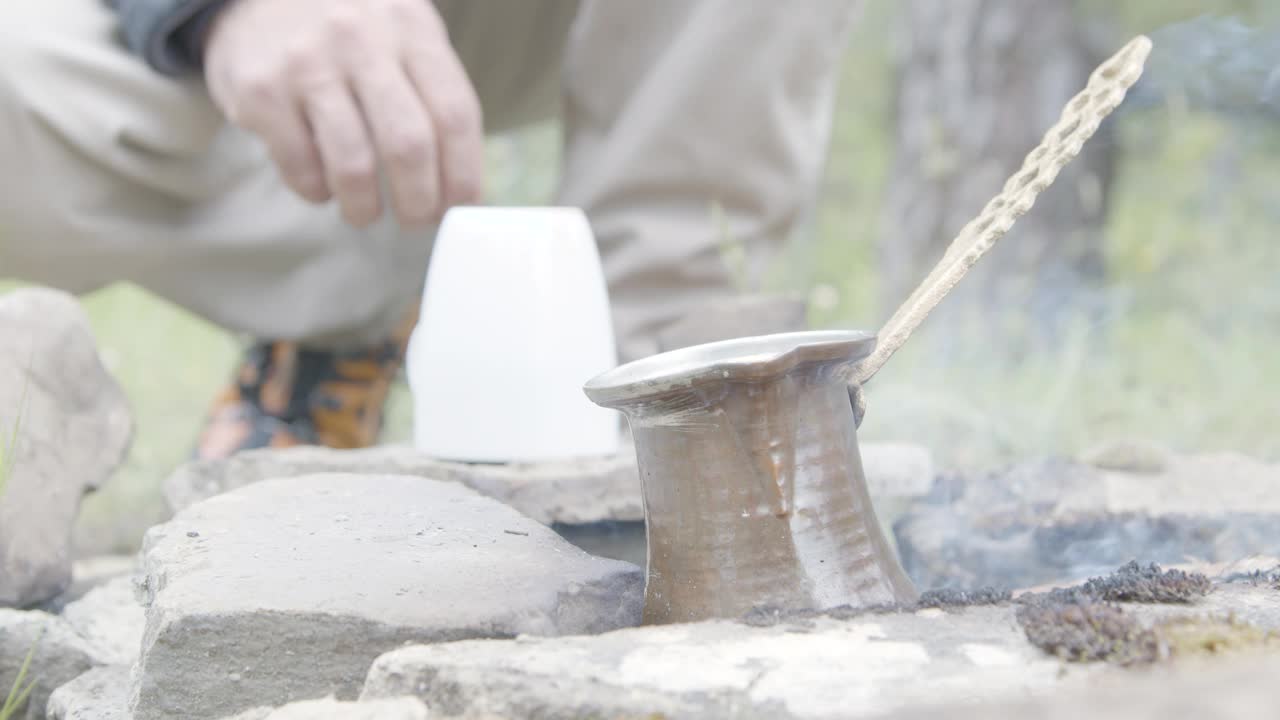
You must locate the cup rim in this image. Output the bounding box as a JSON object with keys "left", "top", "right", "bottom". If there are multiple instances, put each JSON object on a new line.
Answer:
{"left": 582, "top": 329, "right": 876, "bottom": 407}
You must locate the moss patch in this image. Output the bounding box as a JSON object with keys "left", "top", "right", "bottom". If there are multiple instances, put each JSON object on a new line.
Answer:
{"left": 1156, "top": 615, "right": 1280, "bottom": 657}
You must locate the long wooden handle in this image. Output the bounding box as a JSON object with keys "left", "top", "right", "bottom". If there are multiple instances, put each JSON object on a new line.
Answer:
{"left": 850, "top": 35, "right": 1152, "bottom": 393}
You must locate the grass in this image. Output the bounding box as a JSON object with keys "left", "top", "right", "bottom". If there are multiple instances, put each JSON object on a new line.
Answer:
{"left": 0, "top": 1, "right": 1275, "bottom": 555}
{"left": 0, "top": 372, "right": 27, "bottom": 502}
{"left": 0, "top": 634, "right": 37, "bottom": 720}
{"left": 0, "top": 371, "right": 38, "bottom": 720}
{"left": 0, "top": 624, "right": 40, "bottom": 720}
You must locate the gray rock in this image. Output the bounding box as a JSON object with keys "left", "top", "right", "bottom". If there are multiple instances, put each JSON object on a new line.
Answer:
{"left": 162, "top": 442, "right": 934, "bottom": 527}
{"left": 0, "top": 288, "right": 133, "bottom": 608}
{"left": 162, "top": 444, "right": 641, "bottom": 526}
{"left": 60, "top": 577, "right": 144, "bottom": 666}
{"left": 0, "top": 610, "right": 99, "bottom": 720}
{"left": 360, "top": 580, "right": 1280, "bottom": 719}
{"left": 229, "top": 696, "right": 429, "bottom": 720}
{"left": 875, "top": 653, "right": 1280, "bottom": 720}
{"left": 46, "top": 666, "right": 129, "bottom": 720}
{"left": 129, "top": 474, "right": 644, "bottom": 720}
{"left": 361, "top": 603, "right": 1093, "bottom": 719}
{"left": 223, "top": 711, "right": 272, "bottom": 720}
{"left": 38, "top": 557, "right": 139, "bottom": 615}
{"left": 895, "top": 452, "right": 1280, "bottom": 591}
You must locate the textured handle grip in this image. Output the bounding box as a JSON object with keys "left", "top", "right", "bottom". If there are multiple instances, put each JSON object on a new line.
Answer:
{"left": 851, "top": 35, "right": 1152, "bottom": 394}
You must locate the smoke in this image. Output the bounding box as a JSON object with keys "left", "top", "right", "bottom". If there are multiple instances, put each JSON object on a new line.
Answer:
{"left": 860, "top": 10, "right": 1280, "bottom": 591}
{"left": 1126, "top": 14, "right": 1280, "bottom": 120}
{"left": 854, "top": 9, "right": 1280, "bottom": 477}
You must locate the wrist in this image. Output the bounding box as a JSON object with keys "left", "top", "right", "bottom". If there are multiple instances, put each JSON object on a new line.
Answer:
{"left": 176, "top": 0, "right": 234, "bottom": 71}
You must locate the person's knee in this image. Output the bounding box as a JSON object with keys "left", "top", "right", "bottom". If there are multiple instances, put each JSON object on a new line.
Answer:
{"left": 0, "top": 13, "right": 103, "bottom": 288}
{"left": 0, "top": 23, "right": 53, "bottom": 245}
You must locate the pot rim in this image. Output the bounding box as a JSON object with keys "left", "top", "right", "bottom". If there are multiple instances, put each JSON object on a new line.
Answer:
{"left": 582, "top": 329, "right": 876, "bottom": 407}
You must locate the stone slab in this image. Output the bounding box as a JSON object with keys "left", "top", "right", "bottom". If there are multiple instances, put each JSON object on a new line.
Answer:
{"left": 163, "top": 442, "right": 934, "bottom": 526}
{"left": 0, "top": 288, "right": 133, "bottom": 608}
{"left": 129, "top": 473, "right": 644, "bottom": 720}
{"left": 225, "top": 696, "right": 429, "bottom": 720}
{"left": 39, "top": 556, "right": 139, "bottom": 615}
{"left": 46, "top": 666, "right": 130, "bottom": 720}
{"left": 360, "top": 579, "right": 1280, "bottom": 719}
{"left": 361, "top": 604, "right": 1094, "bottom": 719}
{"left": 875, "top": 652, "right": 1280, "bottom": 720}
{"left": 60, "top": 577, "right": 144, "bottom": 666}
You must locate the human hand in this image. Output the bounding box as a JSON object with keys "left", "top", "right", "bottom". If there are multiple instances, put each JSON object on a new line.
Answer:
{"left": 203, "top": 0, "right": 485, "bottom": 228}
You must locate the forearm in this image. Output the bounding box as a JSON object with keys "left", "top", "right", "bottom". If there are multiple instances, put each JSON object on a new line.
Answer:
{"left": 106, "top": 0, "right": 230, "bottom": 74}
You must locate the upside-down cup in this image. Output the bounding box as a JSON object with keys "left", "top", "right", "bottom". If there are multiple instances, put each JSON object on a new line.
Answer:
{"left": 583, "top": 330, "right": 918, "bottom": 624}
{"left": 408, "top": 206, "right": 621, "bottom": 463}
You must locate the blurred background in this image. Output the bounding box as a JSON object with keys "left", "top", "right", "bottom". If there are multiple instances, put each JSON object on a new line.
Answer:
{"left": 53, "top": 0, "right": 1280, "bottom": 555}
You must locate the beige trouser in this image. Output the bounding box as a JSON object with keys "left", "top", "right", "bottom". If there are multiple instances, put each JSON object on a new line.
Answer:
{"left": 0, "top": 0, "right": 860, "bottom": 362}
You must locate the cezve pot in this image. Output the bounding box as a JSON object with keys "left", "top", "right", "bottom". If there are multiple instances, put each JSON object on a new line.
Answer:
{"left": 583, "top": 330, "right": 918, "bottom": 625}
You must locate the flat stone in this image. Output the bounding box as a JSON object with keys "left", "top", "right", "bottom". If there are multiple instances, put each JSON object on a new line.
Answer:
{"left": 129, "top": 474, "right": 644, "bottom": 720}
{"left": 60, "top": 577, "right": 144, "bottom": 666}
{"left": 0, "top": 610, "right": 99, "bottom": 720}
{"left": 163, "top": 442, "right": 934, "bottom": 527}
{"left": 46, "top": 666, "right": 129, "bottom": 720}
{"left": 226, "top": 697, "right": 429, "bottom": 720}
{"left": 361, "top": 604, "right": 1093, "bottom": 719}
{"left": 162, "top": 444, "right": 639, "bottom": 526}
{"left": 876, "top": 653, "right": 1280, "bottom": 720}
{"left": 895, "top": 452, "right": 1280, "bottom": 591}
{"left": 360, "top": 580, "right": 1280, "bottom": 719}
{"left": 223, "top": 711, "right": 272, "bottom": 720}
{"left": 0, "top": 288, "right": 133, "bottom": 608}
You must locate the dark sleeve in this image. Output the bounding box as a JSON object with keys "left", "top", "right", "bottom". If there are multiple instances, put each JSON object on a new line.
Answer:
{"left": 108, "top": 0, "right": 232, "bottom": 75}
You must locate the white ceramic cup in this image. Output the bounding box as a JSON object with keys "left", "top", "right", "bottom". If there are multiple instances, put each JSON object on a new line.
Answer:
{"left": 406, "top": 206, "right": 621, "bottom": 463}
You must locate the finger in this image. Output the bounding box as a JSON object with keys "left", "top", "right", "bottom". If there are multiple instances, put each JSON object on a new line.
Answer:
{"left": 404, "top": 45, "right": 486, "bottom": 208}
{"left": 302, "top": 79, "right": 382, "bottom": 227}
{"left": 214, "top": 73, "right": 331, "bottom": 204}
{"left": 348, "top": 61, "right": 440, "bottom": 228}
{"left": 251, "top": 101, "right": 332, "bottom": 204}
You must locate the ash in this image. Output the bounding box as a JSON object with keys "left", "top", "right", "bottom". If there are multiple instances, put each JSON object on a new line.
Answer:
{"left": 1015, "top": 599, "right": 1162, "bottom": 665}
{"left": 1013, "top": 561, "right": 1214, "bottom": 665}
{"left": 1069, "top": 560, "right": 1212, "bottom": 604}
{"left": 738, "top": 586, "right": 1014, "bottom": 628}
{"left": 737, "top": 602, "right": 903, "bottom": 629}
{"left": 1218, "top": 567, "right": 1280, "bottom": 588}
{"left": 916, "top": 587, "right": 1012, "bottom": 608}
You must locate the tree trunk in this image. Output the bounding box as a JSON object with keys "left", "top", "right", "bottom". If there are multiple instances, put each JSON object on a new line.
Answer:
{"left": 879, "top": 0, "right": 1115, "bottom": 343}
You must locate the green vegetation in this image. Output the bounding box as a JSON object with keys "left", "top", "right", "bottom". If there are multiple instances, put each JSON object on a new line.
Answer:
{"left": 0, "top": 627, "right": 40, "bottom": 720}
{"left": 0, "top": 393, "right": 20, "bottom": 501}
{"left": 0, "top": 365, "right": 27, "bottom": 500}
{"left": 0, "top": 375, "right": 38, "bottom": 720}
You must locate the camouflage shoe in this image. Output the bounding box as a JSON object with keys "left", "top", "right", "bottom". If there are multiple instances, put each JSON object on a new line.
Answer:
{"left": 194, "top": 309, "right": 417, "bottom": 460}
